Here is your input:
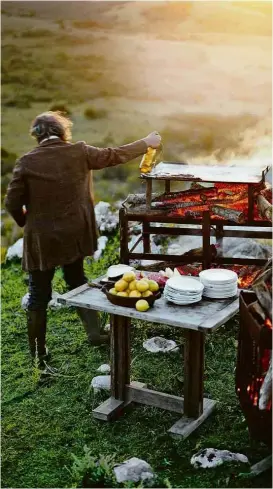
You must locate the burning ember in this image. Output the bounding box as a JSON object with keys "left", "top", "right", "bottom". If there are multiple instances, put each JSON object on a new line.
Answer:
{"left": 265, "top": 318, "right": 272, "bottom": 329}
{"left": 152, "top": 182, "right": 272, "bottom": 222}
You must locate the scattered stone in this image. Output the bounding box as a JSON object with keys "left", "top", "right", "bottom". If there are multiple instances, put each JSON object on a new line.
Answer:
{"left": 93, "top": 235, "right": 108, "bottom": 261}
{"left": 91, "top": 375, "right": 111, "bottom": 393}
{"left": 104, "top": 323, "right": 111, "bottom": 332}
{"left": 21, "top": 291, "right": 64, "bottom": 310}
{"left": 114, "top": 457, "right": 154, "bottom": 483}
{"left": 143, "top": 336, "right": 178, "bottom": 353}
{"left": 167, "top": 242, "right": 183, "bottom": 255}
{"left": 6, "top": 238, "right": 23, "bottom": 260}
{"left": 95, "top": 201, "right": 118, "bottom": 233}
{"left": 97, "top": 364, "right": 110, "bottom": 374}
{"left": 191, "top": 448, "right": 249, "bottom": 469}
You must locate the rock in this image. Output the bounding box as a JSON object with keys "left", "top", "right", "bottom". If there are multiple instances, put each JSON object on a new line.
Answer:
{"left": 21, "top": 291, "right": 64, "bottom": 310}
{"left": 104, "top": 323, "right": 111, "bottom": 332}
{"left": 95, "top": 201, "right": 119, "bottom": 233}
{"left": 114, "top": 457, "right": 154, "bottom": 483}
{"left": 97, "top": 364, "right": 110, "bottom": 374}
{"left": 143, "top": 336, "right": 178, "bottom": 353}
{"left": 167, "top": 242, "right": 184, "bottom": 255}
{"left": 191, "top": 448, "right": 249, "bottom": 469}
{"left": 6, "top": 238, "right": 23, "bottom": 260}
{"left": 91, "top": 375, "right": 111, "bottom": 393}
{"left": 93, "top": 236, "right": 108, "bottom": 261}
{"left": 21, "top": 293, "right": 30, "bottom": 310}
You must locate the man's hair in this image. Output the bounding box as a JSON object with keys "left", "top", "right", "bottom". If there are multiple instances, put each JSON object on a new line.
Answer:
{"left": 30, "top": 111, "right": 73, "bottom": 143}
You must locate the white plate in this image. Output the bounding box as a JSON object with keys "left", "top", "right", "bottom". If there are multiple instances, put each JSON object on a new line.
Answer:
{"left": 165, "top": 296, "right": 202, "bottom": 303}
{"left": 165, "top": 276, "right": 204, "bottom": 293}
{"left": 166, "top": 296, "right": 202, "bottom": 305}
{"left": 164, "top": 288, "right": 202, "bottom": 297}
{"left": 202, "top": 283, "right": 237, "bottom": 290}
{"left": 107, "top": 264, "right": 135, "bottom": 279}
{"left": 199, "top": 269, "right": 238, "bottom": 284}
{"left": 203, "top": 290, "right": 238, "bottom": 299}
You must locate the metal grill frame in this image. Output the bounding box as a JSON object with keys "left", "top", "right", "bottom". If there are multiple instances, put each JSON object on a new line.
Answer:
{"left": 236, "top": 291, "right": 272, "bottom": 446}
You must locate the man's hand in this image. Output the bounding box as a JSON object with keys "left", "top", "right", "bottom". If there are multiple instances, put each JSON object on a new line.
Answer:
{"left": 143, "top": 131, "right": 162, "bottom": 149}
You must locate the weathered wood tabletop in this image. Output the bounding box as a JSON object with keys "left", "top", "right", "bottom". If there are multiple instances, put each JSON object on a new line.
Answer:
{"left": 58, "top": 279, "right": 239, "bottom": 438}
{"left": 58, "top": 282, "right": 239, "bottom": 333}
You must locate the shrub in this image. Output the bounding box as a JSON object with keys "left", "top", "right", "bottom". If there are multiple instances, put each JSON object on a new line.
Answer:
{"left": 1, "top": 148, "right": 17, "bottom": 176}
{"left": 84, "top": 107, "right": 107, "bottom": 120}
{"left": 49, "top": 102, "right": 72, "bottom": 116}
{"left": 1, "top": 246, "right": 7, "bottom": 264}
{"left": 20, "top": 28, "right": 53, "bottom": 38}
{"left": 70, "top": 447, "right": 116, "bottom": 488}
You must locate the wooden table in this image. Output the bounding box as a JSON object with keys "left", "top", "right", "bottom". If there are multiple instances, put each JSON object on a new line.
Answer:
{"left": 58, "top": 281, "right": 239, "bottom": 438}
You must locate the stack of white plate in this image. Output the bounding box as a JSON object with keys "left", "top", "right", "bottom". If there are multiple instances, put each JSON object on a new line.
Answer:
{"left": 199, "top": 269, "right": 238, "bottom": 299}
{"left": 164, "top": 276, "right": 204, "bottom": 305}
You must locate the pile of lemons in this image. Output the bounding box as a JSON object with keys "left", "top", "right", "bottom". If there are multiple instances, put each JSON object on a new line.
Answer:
{"left": 109, "top": 271, "right": 159, "bottom": 311}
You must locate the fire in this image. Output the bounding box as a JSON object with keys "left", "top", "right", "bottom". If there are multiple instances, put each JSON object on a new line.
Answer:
{"left": 265, "top": 318, "right": 272, "bottom": 329}
{"left": 155, "top": 182, "right": 272, "bottom": 222}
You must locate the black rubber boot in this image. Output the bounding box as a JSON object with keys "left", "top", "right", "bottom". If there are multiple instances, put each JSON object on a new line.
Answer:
{"left": 27, "top": 310, "right": 51, "bottom": 367}
{"left": 76, "top": 308, "right": 109, "bottom": 345}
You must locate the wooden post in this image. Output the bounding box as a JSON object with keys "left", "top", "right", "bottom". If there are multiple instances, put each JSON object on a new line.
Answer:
{"left": 146, "top": 180, "right": 152, "bottom": 210}
{"left": 110, "top": 314, "right": 131, "bottom": 401}
{"left": 143, "top": 221, "right": 151, "bottom": 253}
{"left": 183, "top": 330, "right": 205, "bottom": 418}
{"left": 248, "top": 184, "right": 254, "bottom": 222}
{"left": 202, "top": 210, "right": 211, "bottom": 270}
{"left": 165, "top": 180, "right": 171, "bottom": 193}
{"left": 119, "top": 208, "right": 129, "bottom": 264}
{"left": 215, "top": 223, "right": 224, "bottom": 253}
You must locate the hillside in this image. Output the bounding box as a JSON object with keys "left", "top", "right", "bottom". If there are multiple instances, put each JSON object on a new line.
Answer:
{"left": 1, "top": 0, "right": 272, "bottom": 247}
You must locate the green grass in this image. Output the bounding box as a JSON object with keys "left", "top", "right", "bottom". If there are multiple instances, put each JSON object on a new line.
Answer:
{"left": 1, "top": 238, "right": 271, "bottom": 488}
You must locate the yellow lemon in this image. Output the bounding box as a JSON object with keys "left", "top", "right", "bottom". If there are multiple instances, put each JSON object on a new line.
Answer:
{"left": 142, "top": 290, "right": 153, "bottom": 297}
{"left": 135, "top": 299, "right": 150, "bottom": 312}
{"left": 122, "top": 271, "right": 136, "bottom": 282}
{"left": 115, "top": 279, "right": 128, "bottom": 292}
{"left": 129, "top": 290, "right": 142, "bottom": 298}
{"left": 129, "top": 280, "right": 137, "bottom": 291}
{"left": 136, "top": 280, "right": 149, "bottom": 293}
{"left": 117, "top": 291, "right": 128, "bottom": 297}
{"left": 148, "top": 280, "right": 159, "bottom": 292}
{"left": 109, "top": 288, "right": 117, "bottom": 295}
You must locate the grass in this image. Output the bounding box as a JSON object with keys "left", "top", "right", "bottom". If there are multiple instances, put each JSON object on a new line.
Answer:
{"left": 1, "top": 236, "right": 272, "bottom": 488}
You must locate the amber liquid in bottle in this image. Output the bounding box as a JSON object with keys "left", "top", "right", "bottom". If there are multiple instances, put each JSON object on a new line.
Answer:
{"left": 139, "top": 147, "right": 157, "bottom": 174}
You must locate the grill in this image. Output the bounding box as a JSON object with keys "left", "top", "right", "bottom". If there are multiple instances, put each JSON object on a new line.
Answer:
{"left": 120, "top": 163, "right": 272, "bottom": 273}
{"left": 236, "top": 291, "right": 272, "bottom": 446}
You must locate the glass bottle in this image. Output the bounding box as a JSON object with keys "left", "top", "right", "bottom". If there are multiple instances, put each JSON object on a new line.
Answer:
{"left": 139, "top": 145, "right": 162, "bottom": 174}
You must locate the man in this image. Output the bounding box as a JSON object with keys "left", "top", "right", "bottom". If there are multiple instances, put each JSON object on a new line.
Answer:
{"left": 5, "top": 111, "right": 161, "bottom": 365}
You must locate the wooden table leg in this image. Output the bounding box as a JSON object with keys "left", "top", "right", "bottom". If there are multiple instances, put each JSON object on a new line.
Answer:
{"left": 111, "top": 314, "right": 131, "bottom": 400}
{"left": 168, "top": 330, "right": 216, "bottom": 438}
{"left": 92, "top": 314, "right": 132, "bottom": 421}
{"left": 183, "top": 330, "right": 204, "bottom": 418}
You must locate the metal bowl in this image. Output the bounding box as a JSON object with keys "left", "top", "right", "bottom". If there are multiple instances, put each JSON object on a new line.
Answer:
{"left": 102, "top": 284, "right": 161, "bottom": 308}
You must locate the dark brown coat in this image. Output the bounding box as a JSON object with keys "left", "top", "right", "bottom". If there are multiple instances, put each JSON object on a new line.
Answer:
{"left": 5, "top": 138, "right": 147, "bottom": 271}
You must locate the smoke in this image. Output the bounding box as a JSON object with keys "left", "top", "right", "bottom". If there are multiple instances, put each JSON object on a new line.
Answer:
{"left": 190, "top": 115, "right": 272, "bottom": 180}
